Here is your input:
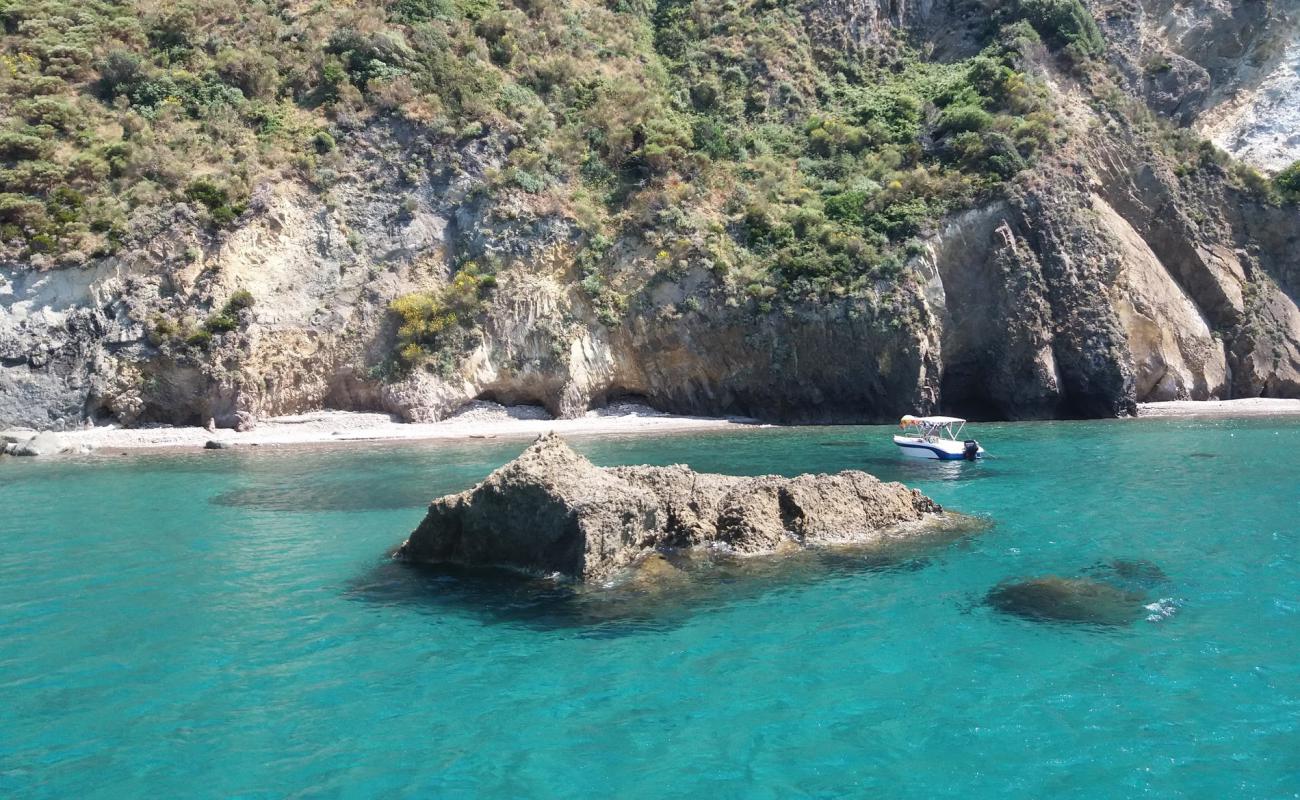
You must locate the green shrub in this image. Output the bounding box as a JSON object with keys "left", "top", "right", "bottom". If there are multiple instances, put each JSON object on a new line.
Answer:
{"left": 16, "top": 98, "right": 81, "bottom": 131}
{"left": 0, "top": 132, "right": 47, "bottom": 161}
{"left": 148, "top": 316, "right": 179, "bottom": 346}
{"left": 97, "top": 49, "right": 143, "bottom": 98}
{"left": 312, "top": 130, "right": 336, "bottom": 154}
{"left": 394, "top": 0, "right": 457, "bottom": 21}
{"left": 27, "top": 232, "right": 57, "bottom": 253}
{"left": 938, "top": 105, "right": 993, "bottom": 135}
{"left": 0, "top": 160, "right": 65, "bottom": 192}
{"left": 389, "top": 263, "right": 496, "bottom": 368}
{"left": 1275, "top": 162, "right": 1300, "bottom": 201}
{"left": 148, "top": 8, "right": 197, "bottom": 54}
{"left": 203, "top": 313, "right": 238, "bottom": 334}
{"left": 866, "top": 197, "right": 936, "bottom": 242}
{"left": 824, "top": 191, "right": 868, "bottom": 224}
{"left": 186, "top": 179, "right": 246, "bottom": 226}
{"left": 224, "top": 290, "right": 255, "bottom": 312}
{"left": 198, "top": 290, "right": 255, "bottom": 335}
{"left": 0, "top": 193, "right": 46, "bottom": 226}
{"left": 1017, "top": 0, "right": 1103, "bottom": 56}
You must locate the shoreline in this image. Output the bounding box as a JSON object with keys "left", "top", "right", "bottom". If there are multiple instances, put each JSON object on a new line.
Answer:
{"left": 2, "top": 402, "right": 760, "bottom": 454}
{"left": 5, "top": 397, "right": 1300, "bottom": 456}
{"left": 1136, "top": 397, "right": 1300, "bottom": 418}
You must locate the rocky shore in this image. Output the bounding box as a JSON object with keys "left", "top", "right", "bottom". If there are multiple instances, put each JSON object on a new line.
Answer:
{"left": 394, "top": 433, "right": 945, "bottom": 582}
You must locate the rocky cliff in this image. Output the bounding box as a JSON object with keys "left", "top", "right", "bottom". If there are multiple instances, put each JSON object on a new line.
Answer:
{"left": 1, "top": 0, "right": 1298, "bottom": 430}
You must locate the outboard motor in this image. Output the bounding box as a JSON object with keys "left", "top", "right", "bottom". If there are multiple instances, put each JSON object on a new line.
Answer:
{"left": 963, "top": 440, "right": 980, "bottom": 461}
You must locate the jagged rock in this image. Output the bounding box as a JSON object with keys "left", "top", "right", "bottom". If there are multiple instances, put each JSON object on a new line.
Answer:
{"left": 395, "top": 433, "right": 944, "bottom": 581}
{"left": 986, "top": 576, "right": 1146, "bottom": 626}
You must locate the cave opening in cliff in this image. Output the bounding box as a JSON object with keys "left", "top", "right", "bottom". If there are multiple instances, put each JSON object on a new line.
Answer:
{"left": 474, "top": 389, "right": 554, "bottom": 416}
{"left": 938, "top": 364, "right": 1003, "bottom": 422}
{"left": 594, "top": 389, "right": 656, "bottom": 411}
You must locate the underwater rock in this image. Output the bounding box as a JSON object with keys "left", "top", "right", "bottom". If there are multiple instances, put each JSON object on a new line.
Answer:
{"left": 986, "top": 576, "right": 1146, "bottom": 626}
{"left": 1084, "top": 558, "right": 1169, "bottom": 592}
{"left": 394, "top": 433, "right": 945, "bottom": 582}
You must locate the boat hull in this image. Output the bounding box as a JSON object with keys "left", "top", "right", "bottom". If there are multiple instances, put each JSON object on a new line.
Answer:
{"left": 893, "top": 435, "right": 984, "bottom": 460}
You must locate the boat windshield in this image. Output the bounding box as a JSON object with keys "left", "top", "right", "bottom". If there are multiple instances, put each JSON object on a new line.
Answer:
{"left": 904, "top": 418, "right": 967, "bottom": 440}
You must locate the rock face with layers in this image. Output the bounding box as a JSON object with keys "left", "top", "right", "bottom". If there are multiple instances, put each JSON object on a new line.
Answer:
{"left": 395, "top": 434, "right": 943, "bottom": 581}
{"left": 3, "top": 2, "right": 1300, "bottom": 431}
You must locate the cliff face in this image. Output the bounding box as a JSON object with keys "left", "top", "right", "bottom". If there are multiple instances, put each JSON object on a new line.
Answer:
{"left": 1, "top": 0, "right": 1298, "bottom": 430}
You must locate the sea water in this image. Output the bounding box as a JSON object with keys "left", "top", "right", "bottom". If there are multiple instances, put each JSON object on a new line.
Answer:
{"left": 1, "top": 417, "right": 1297, "bottom": 798}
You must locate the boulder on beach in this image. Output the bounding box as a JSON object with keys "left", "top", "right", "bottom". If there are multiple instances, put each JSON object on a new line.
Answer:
{"left": 986, "top": 576, "right": 1146, "bottom": 626}
{"left": 395, "top": 433, "right": 945, "bottom": 581}
{"left": 3, "top": 431, "right": 74, "bottom": 457}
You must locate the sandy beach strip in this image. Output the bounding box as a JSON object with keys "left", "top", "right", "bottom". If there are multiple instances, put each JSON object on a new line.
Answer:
{"left": 8, "top": 398, "right": 1300, "bottom": 455}
{"left": 2, "top": 402, "right": 759, "bottom": 453}
{"left": 1138, "top": 397, "right": 1300, "bottom": 417}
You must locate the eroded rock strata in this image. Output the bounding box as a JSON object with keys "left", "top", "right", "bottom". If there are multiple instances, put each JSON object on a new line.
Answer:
{"left": 2, "top": 1, "right": 1299, "bottom": 430}
{"left": 395, "top": 433, "right": 944, "bottom": 581}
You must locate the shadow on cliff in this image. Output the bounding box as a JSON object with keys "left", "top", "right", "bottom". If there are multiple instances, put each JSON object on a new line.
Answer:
{"left": 345, "top": 516, "right": 991, "bottom": 636}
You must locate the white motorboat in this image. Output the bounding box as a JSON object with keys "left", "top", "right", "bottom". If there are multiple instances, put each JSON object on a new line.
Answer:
{"left": 893, "top": 415, "right": 984, "bottom": 460}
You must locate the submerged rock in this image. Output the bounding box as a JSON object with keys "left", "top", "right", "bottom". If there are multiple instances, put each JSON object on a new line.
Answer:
{"left": 394, "top": 433, "right": 945, "bottom": 582}
{"left": 1084, "top": 558, "right": 1169, "bottom": 592}
{"left": 986, "top": 576, "right": 1146, "bottom": 626}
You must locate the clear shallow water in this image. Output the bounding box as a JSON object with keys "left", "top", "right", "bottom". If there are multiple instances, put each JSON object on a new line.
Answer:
{"left": 2, "top": 418, "right": 1298, "bottom": 798}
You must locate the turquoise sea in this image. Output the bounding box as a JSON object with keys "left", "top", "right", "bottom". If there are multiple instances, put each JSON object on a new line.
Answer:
{"left": 2, "top": 417, "right": 1298, "bottom": 798}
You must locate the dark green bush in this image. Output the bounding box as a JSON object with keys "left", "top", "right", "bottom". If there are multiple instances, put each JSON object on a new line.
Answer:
{"left": 1017, "top": 0, "right": 1103, "bottom": 56}
{"left": 823, "top": 190, "right": 867, "bottom": 224}
{"left": 938, "top": 105, "right": 993, "bottom": 135}
{"left": 0, "top": 193, "right": 46, "bottom": 226}
{"left": 866, "top": 197, "right": 936, "bottom": 242}
{"left": 97, "top": 49, "right": 142, "bottom": 98}
{"left": 16, "top": 98, "right": 80, "bottom": 131}
{"left": 1275, "top": 161, "right": 1300, "bottom": 201}
{"left": 186, "top": 179, "right": 245, "bottom": 226}
{"left": 27, "top": 232, "right": 57, "bottom": 253}
{"left": 312, "top": 130, "right": 337, "bottom": 153}
{"left": 394, "top": 0, "right": 457, "bottom": 22}
{"left": 0, "top": 132, "right": 47, "bottom": 161}
{"left": 224, "top": 290, "right": 255, "bottom": 312}
{"left": 202, "top": 313, "right": 238, "bottom": 334}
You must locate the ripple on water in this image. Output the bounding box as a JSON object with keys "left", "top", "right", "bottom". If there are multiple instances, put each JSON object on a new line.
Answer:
{"left": 4, "top": 417, "right": 1299, "bottom": 798}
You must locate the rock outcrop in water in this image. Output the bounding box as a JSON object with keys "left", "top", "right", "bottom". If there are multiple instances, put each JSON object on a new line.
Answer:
{"left": 395, "top": 433, "right": 943, "bottom": 582}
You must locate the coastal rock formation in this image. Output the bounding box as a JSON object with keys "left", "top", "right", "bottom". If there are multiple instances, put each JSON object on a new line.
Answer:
{"left": 394, "top": 434, "right": 943, "bottom": 581}
{"left": 2, "top": 1, "right": 1299, "bottom": 430}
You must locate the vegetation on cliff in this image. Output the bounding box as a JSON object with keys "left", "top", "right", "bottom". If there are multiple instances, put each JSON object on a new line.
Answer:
{"left": 1, "top": 0, "right": 1079, "bottom": 291}
{"left": 3, "top": 0, "right": 1298, "bottom": 427}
